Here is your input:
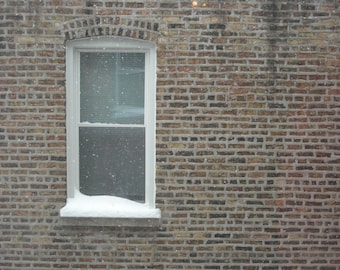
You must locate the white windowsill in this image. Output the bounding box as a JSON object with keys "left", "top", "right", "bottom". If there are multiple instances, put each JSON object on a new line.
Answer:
{"left": 60, "top": 191, "right": 161, "bottom": 227}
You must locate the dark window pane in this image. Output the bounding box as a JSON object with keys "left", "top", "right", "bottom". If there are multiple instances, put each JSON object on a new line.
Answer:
{"left": 79, "top": 127, "right": 145, "bottom": 202}
{"left": 80, "top": 52, "right": 145, "bottom": 124}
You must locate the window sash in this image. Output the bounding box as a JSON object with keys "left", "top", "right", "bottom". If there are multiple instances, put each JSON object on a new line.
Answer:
{"left": 79, "top": 126, "right": 146, "bottom": 202}
{"left": 79, "top": 51, "right": 145, "bottom": 125}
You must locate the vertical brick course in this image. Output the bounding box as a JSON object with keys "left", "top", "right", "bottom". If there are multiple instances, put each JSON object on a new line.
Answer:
{"left": 1, "top": 0, "right": 339, "bottom": 269}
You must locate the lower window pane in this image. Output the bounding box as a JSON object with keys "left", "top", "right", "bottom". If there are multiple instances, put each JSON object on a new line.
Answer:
{"left": 79, "top": 127, "right": 145, "bottom": 202}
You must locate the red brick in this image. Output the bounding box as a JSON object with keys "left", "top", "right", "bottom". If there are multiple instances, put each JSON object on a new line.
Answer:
{"left": 0, "top": 0, "right": 339, "bottom": 269}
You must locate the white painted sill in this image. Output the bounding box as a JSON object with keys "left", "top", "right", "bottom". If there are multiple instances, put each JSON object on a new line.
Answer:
{"left": 59, "top": 191, "right": 161, "bottom": 227}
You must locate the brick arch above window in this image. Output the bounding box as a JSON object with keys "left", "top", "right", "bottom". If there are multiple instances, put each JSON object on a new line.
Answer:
{"left": 63, "top": 16, "right": 159, "bottom": 42}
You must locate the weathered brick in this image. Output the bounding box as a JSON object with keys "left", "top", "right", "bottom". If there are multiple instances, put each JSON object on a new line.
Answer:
{"left": 0, "top": 0, "right": 339, "bottom": 269}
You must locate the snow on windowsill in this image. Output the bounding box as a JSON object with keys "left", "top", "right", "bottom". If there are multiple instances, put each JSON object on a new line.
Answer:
{"left": 60, "top": 191, "right": 161, "bottom": 219}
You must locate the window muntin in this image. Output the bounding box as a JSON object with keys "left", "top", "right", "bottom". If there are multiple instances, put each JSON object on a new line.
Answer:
{"left": 63, "top": 37, "right": 157, "bottom": 217}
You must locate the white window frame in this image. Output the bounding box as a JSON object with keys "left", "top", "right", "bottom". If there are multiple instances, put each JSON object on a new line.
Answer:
{"left": 60, "top": 37, "right": 159, "bottom": 219}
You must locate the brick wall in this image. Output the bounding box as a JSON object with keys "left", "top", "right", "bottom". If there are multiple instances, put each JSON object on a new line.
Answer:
{"left": 1, "top": 0, "right": 339, "bottom": 269}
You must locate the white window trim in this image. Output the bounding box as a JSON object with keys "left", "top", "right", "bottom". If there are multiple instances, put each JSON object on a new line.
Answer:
{"left": 60, "top": 37, "right": 159, "bottom": 219}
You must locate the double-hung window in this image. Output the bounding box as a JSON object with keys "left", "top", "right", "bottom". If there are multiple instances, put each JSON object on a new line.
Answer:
{"left": 60, "top": 37, "right": 159, "bottom": 219}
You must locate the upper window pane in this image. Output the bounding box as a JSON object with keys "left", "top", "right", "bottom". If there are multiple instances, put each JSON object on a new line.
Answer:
{"left": 80, "top": 52, "right": 145, "bottom": 124}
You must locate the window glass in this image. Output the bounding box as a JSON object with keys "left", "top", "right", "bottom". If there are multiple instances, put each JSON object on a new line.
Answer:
{"left": 79, "top": 127, "right": 145, "bottom": 202}
{"left": 80, "top": 52, "right": 145, "bottom": 124}
{"left": 79, "top": 51, "right": 146, "bottom": 202}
